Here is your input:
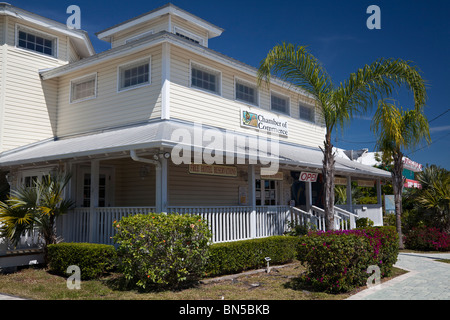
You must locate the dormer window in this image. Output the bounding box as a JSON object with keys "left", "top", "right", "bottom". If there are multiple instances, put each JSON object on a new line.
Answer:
{"left": 16, "top": 25, "right": 57, "bottom": 58}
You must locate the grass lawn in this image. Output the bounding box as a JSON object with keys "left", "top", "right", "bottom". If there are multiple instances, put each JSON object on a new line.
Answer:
{"left": 0, "top": 261, "right": 408, "bottom": 300}
{"left": 436, "top": 259, "right": 450, "bottom": 264}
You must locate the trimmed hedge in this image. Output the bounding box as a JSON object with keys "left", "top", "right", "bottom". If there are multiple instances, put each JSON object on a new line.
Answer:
{"left": 297, "top": 226, "right": 399, "bottom": 293}
{"left": 205, "top": 236, "right": 299, "bottom": 277}
{"left": 47, "top": 242, "right": 116, "bottom": 280}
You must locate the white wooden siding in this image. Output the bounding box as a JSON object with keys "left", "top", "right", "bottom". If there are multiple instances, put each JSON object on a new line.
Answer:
{"left": 111, "top": 15, "right": 169, "bottom": 48}
{"left": 169, "top": 45, "right": 326, "bottom": 149}
{"left": 168, "top": 163, "right": 248, "bottom": 207}
{"left": 103, "top": 158, "right": 156, "bottom": 207}
{"left": 56, "top": 45, "right": 162, "bottom": 137}
{"left": 1, "top": 45, "right": 64, "bottom": 152}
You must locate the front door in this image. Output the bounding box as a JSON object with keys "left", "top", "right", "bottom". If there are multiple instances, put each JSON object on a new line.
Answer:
{"left": 77, "top": 167, "right": 114, "bottom": 207}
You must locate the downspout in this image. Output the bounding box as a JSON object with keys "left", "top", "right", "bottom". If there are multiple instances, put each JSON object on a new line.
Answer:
{"left": 130, "top": 150, "right": 162, "bottom": 213}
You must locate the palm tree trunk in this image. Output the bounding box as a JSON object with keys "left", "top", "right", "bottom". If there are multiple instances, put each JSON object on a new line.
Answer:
{"left": 392, "top": 152, "right": 405, "bottom": 249}
{"left": 322, "top": 133, "right": 336, "bottom": 231}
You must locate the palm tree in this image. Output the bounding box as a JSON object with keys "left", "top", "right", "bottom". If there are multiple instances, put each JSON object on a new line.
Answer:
{"left": 257, "top": 43, "right": 427, "bottom": 230}
{"left": 371, "top": 99, "right": 431, "bottom": 248}
{"left": 0, "top": 172, "right": 74, "bottom": 262}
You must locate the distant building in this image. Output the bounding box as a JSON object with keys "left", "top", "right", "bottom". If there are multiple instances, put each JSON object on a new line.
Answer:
{"left": 334, "top": 148, "right": 423, "bottom": 189}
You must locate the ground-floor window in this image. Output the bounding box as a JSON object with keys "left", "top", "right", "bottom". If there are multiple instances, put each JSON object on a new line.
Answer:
{"left": 256, "top": 179, "right": 279, "bottom": 206}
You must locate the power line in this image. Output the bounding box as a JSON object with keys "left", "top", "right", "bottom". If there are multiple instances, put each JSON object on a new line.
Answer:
{"left": 408, "top": 132, "right": 450, "bottom": 155}
{"left": 429, "top": 108, "right": 450, "bottom": 123}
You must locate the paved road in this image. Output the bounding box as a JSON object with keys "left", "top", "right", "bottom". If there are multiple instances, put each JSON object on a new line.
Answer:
{"left": 348, "top": 252, "right": 450, "bottom": 300}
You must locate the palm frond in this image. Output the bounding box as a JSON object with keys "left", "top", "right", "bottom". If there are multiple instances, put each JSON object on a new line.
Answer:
{"left": 257, "top": 42, "right": 333, "bottom": 110}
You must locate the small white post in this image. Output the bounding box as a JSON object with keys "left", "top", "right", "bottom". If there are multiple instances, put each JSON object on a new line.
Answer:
{"left": 160, "top": 156, "right": 168, "bottom": 214}
{"left": 248, "top": 164, "right": 256, "bottom": 239}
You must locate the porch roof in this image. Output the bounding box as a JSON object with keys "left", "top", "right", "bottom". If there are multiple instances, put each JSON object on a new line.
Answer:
{"left": 0, "top": 120, "right": 391, "bottom": 179}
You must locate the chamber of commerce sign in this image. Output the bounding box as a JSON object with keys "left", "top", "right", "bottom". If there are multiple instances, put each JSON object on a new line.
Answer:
{"left": 241, "top": 108, "right": 288, "bottom": 137}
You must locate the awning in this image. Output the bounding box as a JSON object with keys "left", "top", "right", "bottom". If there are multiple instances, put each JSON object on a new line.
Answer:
{"left": 0, "top": 120, "right": 391, "bottom": 179}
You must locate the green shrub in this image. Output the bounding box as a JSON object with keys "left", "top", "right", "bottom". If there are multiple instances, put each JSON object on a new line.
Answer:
{"left": 297, "top": 226, "right": 399, "bottom": 293}
{"left": 206, "top": 236, "right": 299, "bottom": 277}
{"left": 47, "top": 242, "right": 116, "bottom": 280}
{"left": 113, "top": 213, "right": 212, "bottom": 289}
{"left": 356, "top": 217, "right": 374, "bottom": 228}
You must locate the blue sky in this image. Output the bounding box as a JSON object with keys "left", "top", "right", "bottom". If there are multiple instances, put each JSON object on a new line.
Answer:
{"left": 10, "top": 0, "right": 450, "bottom": 170}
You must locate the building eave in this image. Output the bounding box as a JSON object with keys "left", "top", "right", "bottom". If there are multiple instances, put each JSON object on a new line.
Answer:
{"left": 95, "top": 3, "right": 224, "bottom": 42}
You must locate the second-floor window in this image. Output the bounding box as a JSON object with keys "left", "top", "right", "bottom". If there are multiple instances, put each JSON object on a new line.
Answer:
{"left": 17, "top": 28, "right": 56, "bottom": 57}
{"left": 71, "top": 74, "right": 97, "bottom": 103}
{"left": 235, "top": 80, "right": 258, "bottom": 106}
{"left": 271, "top": 93, "right": 289, "bottom": 115}
{"left": 191, "top": 64, "right": 221, "bottom": 95}
{"left": 299, "top": 103, "right": 315, "bottom": 123}
{"left": 118, "top": 58, "right": 151, "bottom": 91}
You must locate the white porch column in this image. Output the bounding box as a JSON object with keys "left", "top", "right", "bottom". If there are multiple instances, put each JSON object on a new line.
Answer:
{"left": 89, "top": 159, "right": 99, "bottom": 243}
{"left": 248, "top": 164, "right": 256, "bottom": 239}
{"left": 160, "top": 156, "right": 168, "bottom": 213}
{"left": 155, "top": 165, "right": 162, "bottom": 213}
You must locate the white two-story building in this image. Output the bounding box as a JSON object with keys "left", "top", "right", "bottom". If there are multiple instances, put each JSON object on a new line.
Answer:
{"left": 0, "top": 3, "right": 391, "bottom": 249}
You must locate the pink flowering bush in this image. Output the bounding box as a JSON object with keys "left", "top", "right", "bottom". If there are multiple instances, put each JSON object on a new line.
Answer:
{"left": 297, "top": 226, "right": 398, "bottom": 293}
{"left": 404, "top": 226, "right": 450, "bottom": 251}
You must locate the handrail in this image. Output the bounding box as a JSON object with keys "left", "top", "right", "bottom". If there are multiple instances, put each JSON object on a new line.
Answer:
{"left": 290, "top": 206, "right": 310, "bottom": 216}
{"left": 334, "top": 206, "right": 358, "bottom": 218}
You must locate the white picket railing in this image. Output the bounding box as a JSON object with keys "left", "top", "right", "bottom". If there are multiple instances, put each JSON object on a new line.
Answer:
{"left": 59, "top": 205, "right": 291, "bottom": 245}
{"left": 58, "top": 207, "right": 156, "bottom": 245}
{"left": 288, "top": 205, "right": 357, "bottom": 232}
{"left": 168, "top": 206, "right": 253, "bottom": 243}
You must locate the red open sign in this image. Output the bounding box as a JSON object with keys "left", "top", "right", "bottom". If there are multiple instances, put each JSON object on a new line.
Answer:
{"left": 299, "top": 172, "right": 318, "bottom": 182}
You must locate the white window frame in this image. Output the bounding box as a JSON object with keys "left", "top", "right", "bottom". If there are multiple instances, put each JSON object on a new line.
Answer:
{"left": 15, "top": 24, "right": 58, "bottom": 59}
{"left": 125, "top": 30, "right": 155, "bottom": 44}
{"left": 173, "top": 26, "right": 205, "bottom": 46}
{"left": 189, "top": 61, "right": 222, "bottom": 96}
{"left": 234, "top": 77, "right": 259, "bottom": 107}
{"left": 270, "top": 90, "right": 290, "bottom": 116}
{"left": 70, "top": 73, "right": 98, "bottom": 104}
{"left": 18, "top": 167, "right": 55, "bottom": 189}
{"left": 299, "top": 102, "right": 316, "bottom": 123}
{"left": 117, "top": 56, "right": 152, "bottom": 92}
{"left": 76, "top": 166, "right": 115, "bottom": 208}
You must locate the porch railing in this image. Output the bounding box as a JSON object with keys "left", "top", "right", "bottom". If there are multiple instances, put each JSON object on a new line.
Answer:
{"left": 289, "top": 206, "right": 357, "bottom": 231}
{"left": 57, "top": 204, "right": 357, "bottom": 246}
{"left": 59, "top": 205, "right": 291, "bottom": 245}
{"left": 58, "top": 207, "right": 156, "bottom": 245}
{"left": 168, "top": 206, "right": 253, "bottom": 243}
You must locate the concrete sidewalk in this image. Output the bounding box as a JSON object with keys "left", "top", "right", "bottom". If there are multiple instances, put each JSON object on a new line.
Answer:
{"left": 348, "top": 252, "right": 450, "bottom": 300}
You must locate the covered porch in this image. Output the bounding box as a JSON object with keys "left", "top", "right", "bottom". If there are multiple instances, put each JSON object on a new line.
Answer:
{"left": 0, "top": 121, "right": 391, "bottom": 247}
